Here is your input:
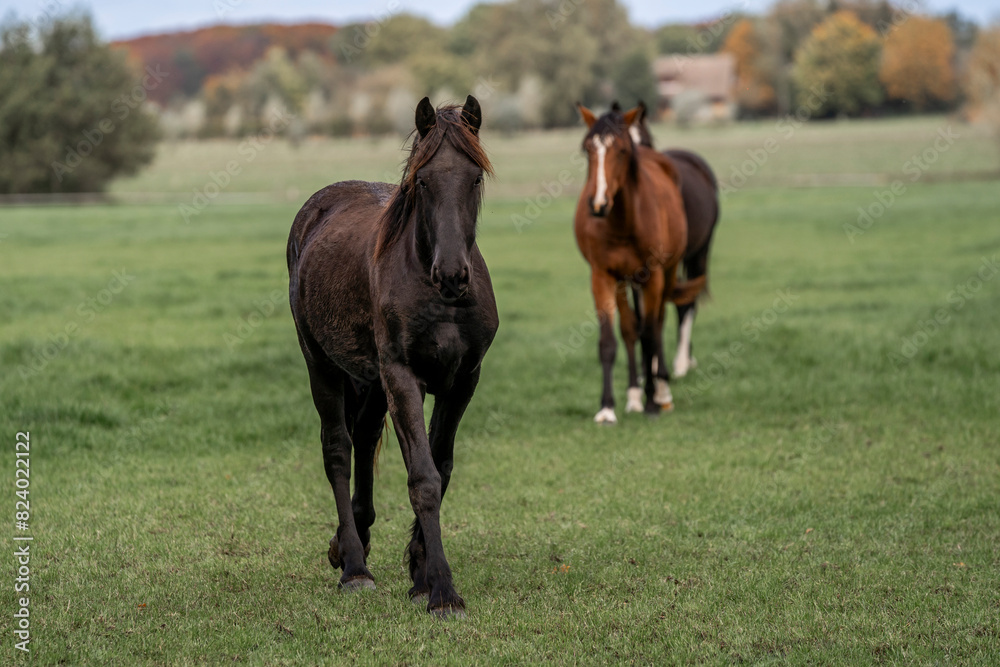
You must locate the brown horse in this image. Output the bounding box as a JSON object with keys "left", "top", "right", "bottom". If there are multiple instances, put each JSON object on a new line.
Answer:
{"left": 574, "top": 104, "right": 705, "bottom": 423}
{"left": 619, "top": 100, "right": 721, "bottom": 380}
{"left": 287, "top": 96, "right": 496, "bottom": 616}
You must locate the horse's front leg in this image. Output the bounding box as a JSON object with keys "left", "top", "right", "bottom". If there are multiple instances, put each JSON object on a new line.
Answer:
{"left": 638, "top": 270, "right": 672, "bottom": 414}
{"left": 405, "top": 366, "right": 482, "bottom": 607}
{"left": 616, "top": 283, "right": 642, "bottom": 413}
{"left": 380, "top": 360, "right": 464, "bottom": 616}
{"left": 591, "top": 270, "right": 619, "bottom": 424}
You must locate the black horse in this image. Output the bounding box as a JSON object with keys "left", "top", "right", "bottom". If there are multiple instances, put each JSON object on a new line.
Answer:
{"left": 287, "top": 96, "right": 496, "bottom": 617}
{"left": 612, "top": 100, "right": 720, "bottom": 400}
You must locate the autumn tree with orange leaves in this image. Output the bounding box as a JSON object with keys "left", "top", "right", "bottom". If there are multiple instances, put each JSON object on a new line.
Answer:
{"left": 722, "top": 19, "right": 777, "bottom": 116}
{"left": 880, "top": 16, "right": 956, "bottom": 111}
{"left": 792, "top": 11, "right": 883, "bottom": 118}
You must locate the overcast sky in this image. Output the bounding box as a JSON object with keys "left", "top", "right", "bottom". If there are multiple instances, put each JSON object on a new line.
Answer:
{"left": 2, "top": 0, "right": 996, "bottom": 40}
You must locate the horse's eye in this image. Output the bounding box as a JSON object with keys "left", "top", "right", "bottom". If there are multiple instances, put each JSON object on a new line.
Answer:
{"left": 473, "top": 175, "right": 482, "bottom": 187}
{"left": 417, "top": 178, "right": 428, "bottom": 190}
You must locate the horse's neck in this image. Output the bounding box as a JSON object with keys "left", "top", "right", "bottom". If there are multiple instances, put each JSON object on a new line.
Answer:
{"left": 607, "top": 180, "right": 640, "bottom": 233}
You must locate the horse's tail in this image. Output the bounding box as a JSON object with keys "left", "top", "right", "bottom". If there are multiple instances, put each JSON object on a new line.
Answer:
{"left": 671, "top": 275, "right": 707, "bottom": 306}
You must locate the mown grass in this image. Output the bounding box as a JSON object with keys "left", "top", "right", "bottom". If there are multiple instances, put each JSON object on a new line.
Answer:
{"left": 2, "top": 117, "right": 999, "bottom": 665}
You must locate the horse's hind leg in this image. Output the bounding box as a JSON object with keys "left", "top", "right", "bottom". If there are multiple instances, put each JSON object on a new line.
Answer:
{"left": 307, "top": 366, "right": 375, "bottom": 590}
{"left": 617, "top": 283, "right": 642, "bottom": 413}
{"left": 673, "top": 302, "right": 697, "bottom": 378}
{"left": 348, "top": 384, "right": 387, "bottom": 559}
{"left": 673, "top": 250, "right": 708, "bottom": 378}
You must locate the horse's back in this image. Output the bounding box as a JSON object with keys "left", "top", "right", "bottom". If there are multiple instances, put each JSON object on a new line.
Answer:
{"left": 663, "top": 150, "right": 719, "bottom": 257}
{"left": 288, "top": 180, "right": 395, "bottom": 377}
{"left": 288, "top": 181, "right": 395, "bottom": 270}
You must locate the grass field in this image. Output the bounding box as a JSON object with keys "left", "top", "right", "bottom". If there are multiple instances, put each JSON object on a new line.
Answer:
{"left": 2, "top": 116, "right": 1000, "bottom": 664}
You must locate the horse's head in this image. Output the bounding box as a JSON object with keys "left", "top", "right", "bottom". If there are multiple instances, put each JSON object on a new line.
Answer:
{"left": 611, "top": 100, "right": 654, "bottom": 148}
{"left": 382, "top": 96, "right": 492, "bottom": 302}
{"left": 577, "top": 103, "right": 642, "bottom": 218}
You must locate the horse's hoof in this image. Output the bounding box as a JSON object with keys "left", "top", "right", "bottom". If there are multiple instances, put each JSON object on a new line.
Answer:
{"left": 654, "top": 378, "right": 674, "bottom": 407}
{"left": 625, "top": 387, "right": 643, "bottom": 413}
{"left": 339, "top": 576, "right": 376, "bottom": 592}
{"left": 594, "top": 407, "right": 618, "bottom": 424}
{"left": 429, "top": 605, "right": 467, "bottom": 620}
{"left": 660, "top": 401, "right": 675, "bottom": 413}
{"left": 410, "top": 592, "right": 429, "bottom": 606}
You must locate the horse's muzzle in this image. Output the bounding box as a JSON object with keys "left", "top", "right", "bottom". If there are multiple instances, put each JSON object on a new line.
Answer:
{"left": 431, "top": 263, "right": 471, "bottom": 302}
{"left": 588, "top": 197, "right": 609, "bottom": 218}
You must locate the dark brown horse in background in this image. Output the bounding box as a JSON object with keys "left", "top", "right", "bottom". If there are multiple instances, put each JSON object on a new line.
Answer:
{"left": 574, "top": 103, "right": 705, "bottom": 423}
{"left": 287, "top": 96, "right": 496, "bottom": 617}
{"left": 614, "top": 100, "right": 720, "bottom": 383}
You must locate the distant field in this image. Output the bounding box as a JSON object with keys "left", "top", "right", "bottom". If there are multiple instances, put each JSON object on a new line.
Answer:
{"left": 108, "top": 115, "right": 999, "bottom": 203}
{"left": 2, "top": 117, "right": 999, "bottom": 664}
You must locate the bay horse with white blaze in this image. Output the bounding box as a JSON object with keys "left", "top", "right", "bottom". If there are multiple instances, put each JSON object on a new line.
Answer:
{"left": 614, "top": 100, "right": 721, "bottom": 381}
{"left": 287, "top": 96, "right": 496, "bottom": 617}
{"left": 574, "top": 103, "right": 705, "bottom": 424}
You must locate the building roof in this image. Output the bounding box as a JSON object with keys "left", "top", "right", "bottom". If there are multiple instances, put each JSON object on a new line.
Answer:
{"left": 652, "top": 53, "right": 736, "bottom": 102}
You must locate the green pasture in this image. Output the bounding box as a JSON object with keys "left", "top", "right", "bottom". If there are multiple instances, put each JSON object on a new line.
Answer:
{"left": 2, "top": 116, "right": 999, "bottom": 664}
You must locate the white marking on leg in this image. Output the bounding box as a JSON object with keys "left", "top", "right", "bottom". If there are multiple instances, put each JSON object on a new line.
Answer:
{"left": 651, "top": 356, "right": 658, "bottom": 375}
{"left": 594, "top": 406, "right": 618, "bottom": 424}
{"left": 654, "top": 378, "right": 674, "bottom": 411}
{"left": 626, "top": 387, "right": 643, "bottom": 413}
{"left": 592, "top": 136, "right": 608, "bottom": 210}
{"left": 672, "top": 309, "right": 695, "bottom": 378}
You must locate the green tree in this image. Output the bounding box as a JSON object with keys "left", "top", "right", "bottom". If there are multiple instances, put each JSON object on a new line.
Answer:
{"left": 613, "top": 47, "right": 657, "bottom": 109}
{"left": 451, "top": 0, "right": 642, "bottom": 127}
{"left": 0, "top": 14, "right": 160, "bottom": 193}
{"left": 791, "top": 11, "right": 883, "bottom": 117}
{"left": 332, "top": 14, "right": 446, "bottom": 68}
{"left": 656, "top": 24, "right": 699, "bottom": 54}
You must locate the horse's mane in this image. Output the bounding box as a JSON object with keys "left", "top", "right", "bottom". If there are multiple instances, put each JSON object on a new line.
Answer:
{"left": 374, "top": 105, "right": 494, "bottom": 259}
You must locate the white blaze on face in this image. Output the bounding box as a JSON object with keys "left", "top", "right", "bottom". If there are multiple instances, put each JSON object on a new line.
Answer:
{"left": 591, "top": 135, "right": 612, "bottom": 210}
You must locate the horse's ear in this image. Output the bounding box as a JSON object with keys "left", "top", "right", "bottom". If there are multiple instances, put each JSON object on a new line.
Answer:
{"left": 577, "top": 102, "right": 597, "bottom": 129}
{"left": 610, "top": 100, "right": 622, "bottom": 113}
{"left": 622, "top": 106, "right": 641, "bottom": 128}
{"left": 461, "top": 95, "right": 482, "bottom": 135}
{"left": 415, "top": 97, "right": 436, "bottom": 138}
{"left": 636, "top": 100, "right": 647, "bottom": 122}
